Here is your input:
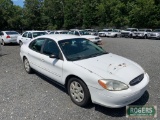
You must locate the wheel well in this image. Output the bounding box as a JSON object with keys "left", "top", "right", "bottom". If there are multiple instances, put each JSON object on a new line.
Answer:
{"left": 23, "top": 56, "right": 27, "bottom": 62}
{"left": 65, "top": 75, "right": 85, "bottom": 90}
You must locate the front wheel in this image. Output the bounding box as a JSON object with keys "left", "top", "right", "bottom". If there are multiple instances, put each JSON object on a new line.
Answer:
{"left": 144, "top": 35, "right": 147, "bottom": 39}
{"left": 23, "top": 57, "right": 33, "bottom": 74}
{"left": 130, "top": 34, "right": 133, "bottom": 38}
{"left": 67, "top": 77, "right": 91, "bottom": 107}
{"left": 19, "top": 41, "right": 23, "bottom": 46}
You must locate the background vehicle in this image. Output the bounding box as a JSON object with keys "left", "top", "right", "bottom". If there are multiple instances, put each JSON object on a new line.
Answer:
{"left": 20, "top": 34, "right": 149, "bottom": 108}
{"left": 68, "top": 29, "right": 101, "bottom": 44}
{"left": 98, "top": 29, "right": 112, "bottom": 37}
{"left": 106, "top": 29, "right": 121, "bottom": 37}
{"left": 121, "top": 28, "right": 138, "bottom": 38}
{"left": 0, "top": 31, "right": 20, "bottom": 46}
{"left": 85, "top": 29, "right": 99, "bottom": 36}
{"left": 133, "top": 29, "right": 152, "bottom": 39}
{"left": 147, "top": 29, "right": 160, "bottom": 40}
{"left": 17, "top": 31, "right": 47, "bottom": 46}
{"left": 49, "top": 30, "right": 69, "bottom": 34}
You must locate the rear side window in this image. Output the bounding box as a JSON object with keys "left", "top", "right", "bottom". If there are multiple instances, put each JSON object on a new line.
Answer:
{"left": 29, "top": 38, "right": 46, "bottom": 53}
{"left": 6, "top": 31, "right": 19, "bottom": 35}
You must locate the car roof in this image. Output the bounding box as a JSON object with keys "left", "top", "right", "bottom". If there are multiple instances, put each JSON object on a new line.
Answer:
{"left": 35, "top": 34, "right": 82, "bottom": 42}
{"left": 2, "top": 31, "right": 18, "bottom": 32}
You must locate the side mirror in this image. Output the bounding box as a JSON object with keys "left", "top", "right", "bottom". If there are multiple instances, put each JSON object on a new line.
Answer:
{"left": 49, "top": 54, "right": 59, "bottom": 59}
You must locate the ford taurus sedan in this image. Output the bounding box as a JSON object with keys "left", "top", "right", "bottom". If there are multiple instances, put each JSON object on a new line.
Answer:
{"left": 20, "top": 34, "right": 149, "bottom": 108}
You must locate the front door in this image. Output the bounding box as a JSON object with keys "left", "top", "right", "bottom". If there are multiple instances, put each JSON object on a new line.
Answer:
{"left": 40, "top": 39, "right": 63, "bottom": 83}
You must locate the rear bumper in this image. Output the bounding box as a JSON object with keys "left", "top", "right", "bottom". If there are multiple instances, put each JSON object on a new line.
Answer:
{"left": 4, "top": 38, "right": 17, "bottom": 43}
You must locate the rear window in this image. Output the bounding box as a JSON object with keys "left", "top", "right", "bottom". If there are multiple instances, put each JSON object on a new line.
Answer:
{"left": 6, "top": 31, "right": 19, "bottom": 35}
{"left": 33, "top": 32, "right": 47, "bottom": 38}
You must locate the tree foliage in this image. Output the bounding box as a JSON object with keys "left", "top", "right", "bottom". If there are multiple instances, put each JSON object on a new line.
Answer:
{"left": 0, "top": 0, "right": 160, "bottom": 30}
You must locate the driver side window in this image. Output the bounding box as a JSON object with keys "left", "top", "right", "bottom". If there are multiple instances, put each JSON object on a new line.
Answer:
{"left": 42, "top": 39, "right": 60, "bottom": 56}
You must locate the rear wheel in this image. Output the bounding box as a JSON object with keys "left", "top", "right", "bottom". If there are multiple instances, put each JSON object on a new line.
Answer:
{"left": 23, "top": 57, "right": 33, "bottom": 74}
{"left": 2, "top": 40, "right": 5, "bottom": 46}
{"left": 67, "top": 77, "right": 91, "bottom": 107}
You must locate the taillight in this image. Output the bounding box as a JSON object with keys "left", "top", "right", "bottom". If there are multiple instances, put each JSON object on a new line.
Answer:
{"left": 6, "top": 35, "right": 10, "bottom": 38}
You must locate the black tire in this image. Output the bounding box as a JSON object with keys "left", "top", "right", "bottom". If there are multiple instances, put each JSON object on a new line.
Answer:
{"left": 130, "top": 34, "right": 132, "bottom": 38}
{"left": 144, "top": 35, "right": 147, "bottom": 39}
{"left": 23, "top": 57, "right": 33, "bottom": 74}
{"left": 67, "top": 77, "right": 91, "bottom": 107}
{"left": 19, "top": 41, "right": 23, "bottom": 46}
{"left": 114, "top": 34, "right": 117, "bottom": 38}
{"left": 2, "top": 40, "right": 5, "bottom": 46}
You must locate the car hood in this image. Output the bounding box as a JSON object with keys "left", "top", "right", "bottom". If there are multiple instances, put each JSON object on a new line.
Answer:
{"left": 135, "top": 32, "right": 145, "bottom": 34}
{"left": 73, "top": 53, "right": 144, "bottom": 84}
{"left": 121, "top": 30, "right": 130, "bottom": 33}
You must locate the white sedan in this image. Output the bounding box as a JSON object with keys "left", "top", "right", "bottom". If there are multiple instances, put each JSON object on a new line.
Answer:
{"left": 20, "top": 34, "right": 149, "bottom": 108}
{"left": 0, "top": 31, "right": 20, "bottom": 46}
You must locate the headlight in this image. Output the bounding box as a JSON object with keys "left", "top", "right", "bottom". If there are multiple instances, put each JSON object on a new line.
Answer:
{"left": 98, "top": 79, "right": 129, "bottom": 91}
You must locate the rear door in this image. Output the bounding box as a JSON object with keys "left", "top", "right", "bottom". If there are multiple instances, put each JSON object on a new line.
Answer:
{"left": 27, "top": 38, "right": 46, "bottom": 73}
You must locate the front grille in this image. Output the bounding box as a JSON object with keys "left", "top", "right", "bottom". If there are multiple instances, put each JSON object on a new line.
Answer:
{"left": 129, "top": 74, "right": 144, "bottom": 86}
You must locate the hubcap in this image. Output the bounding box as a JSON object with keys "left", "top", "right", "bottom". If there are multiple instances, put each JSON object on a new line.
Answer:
{"left": 20, "top": 41, "right": 23, "bottom": 46}
{"left": 24, "top": 59, "right": 30, "bottom": 72}
{"left": 70, "top": 81, "right": 84, "bottom": 102}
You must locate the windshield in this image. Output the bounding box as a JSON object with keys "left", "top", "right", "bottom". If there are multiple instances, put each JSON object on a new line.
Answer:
{"left": 50, "top": 32, "right": 54, "bottom": 34}
{"left": 6, "top": 31, "right": 19, "bottom": 35}
{"left": 33, "top": 32, "right": 47, "bottom": 38}
{"left": 58, "top": 38, "right": 107, "bottom": 61}
{"left": 103, "top": 29, "right": 112, "bottom": 32}
{"left": 79, "top": 31, "right": 90, "bottom": 35}
{"left": 139, "top": 29, "right": 145, "bottom": 31}
{"left": 60, "top": 31, "right": 68, "bottom": 34}
{"left": 153, "top": 29, "right": 160, "bottom": 32}
{"left": 112, "top": 29, "right": 119, "bottom": 32}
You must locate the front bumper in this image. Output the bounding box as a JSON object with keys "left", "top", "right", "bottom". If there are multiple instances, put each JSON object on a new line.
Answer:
{"left": 88, "top": 73, "right": 149, "bottom": 108}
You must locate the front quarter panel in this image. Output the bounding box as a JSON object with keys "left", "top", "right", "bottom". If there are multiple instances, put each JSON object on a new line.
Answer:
{"left": 62, "top": 61, "right": 103, "bottom": 89}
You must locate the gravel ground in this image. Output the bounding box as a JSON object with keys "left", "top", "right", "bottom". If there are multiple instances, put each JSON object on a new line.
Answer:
{"left": 0, "top": 38, "right": 159, "bottom": 120}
